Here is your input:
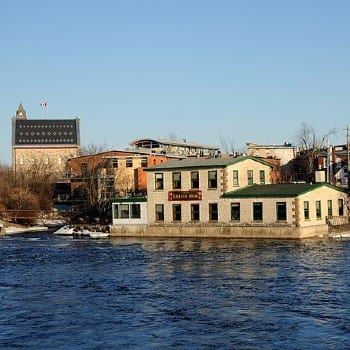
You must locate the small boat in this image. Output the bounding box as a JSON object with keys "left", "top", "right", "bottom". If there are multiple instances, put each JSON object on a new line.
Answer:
{"left": 329, "top": 232, "right": 350, "bottom": 239}
{"left": 54, "top": 225, "right": 109, "bottom": 239}
{"left": 4, "top": 226, "right": 49, "bottom": 235}
{"left": 88, "top": 231, "right": 110, "bottom": 239}
{"left": 53, "top": 225, "right": 75, "bottom": 235}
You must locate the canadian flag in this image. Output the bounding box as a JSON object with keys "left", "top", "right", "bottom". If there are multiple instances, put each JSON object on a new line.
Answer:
{"left": 40, "top": 102, "right": 48, "bottom": 107}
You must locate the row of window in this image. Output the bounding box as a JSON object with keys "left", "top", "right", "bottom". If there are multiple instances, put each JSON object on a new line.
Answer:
{"left": 19, "top": 131, "right": 74, "bottom": 136}
{"left": 17, "top": 138, "right": 75, "bottom": 144}
{"left": 304, "top": 199, "right": 344, "bottom": 219}
{"left": 154, "top": 199, "right": 345, "bottom": 222}
{"left": 18, "top": 124, "right": 75, "bottom": 129}
{"left": 155, "top": 169, "right": 266, "bottom": 190}
{"left": 114, "top": 203, "right": 141, "bottom": 219}
{"left": 155, "top": 202, "right": 278, "bottom": 222}
{"left": 18, "top": 157, "right": 63, "bottom": 166}
{"left": 110, "top": 158, "right": 149, "bottom": 169}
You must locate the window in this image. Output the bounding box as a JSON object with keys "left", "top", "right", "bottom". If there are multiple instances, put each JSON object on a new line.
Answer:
{"left": 173, "top": 204, "right": 181, "bottom": 222}
{"left": 172, "top": 172, "right": 181, "bottom": 189}
{"left": 141, "top": 158, "right": 147, "bottom": 168}
{"left": 233, "top": 170, "right": 239, "bottom": 186}
{"left": 276, "top": 202, "right": 287, "bottom": 221}
{"left": 253, "top": 202, "right": 263, "bottom": 221}
{"left": 155, "top": 204, "right": 164, "bottom": 221}
{"left": 247, "top": 170, "right": 254, "bottom": 185}
{"left": 304, "top": 201, "right": 310, "bottom": 220}
{"left": 155, "top": 173, "right": 164, "bottom": 190}
{"left": 130, "top": 204, "right": 141, "bottom": 219}
{"left": 82, "top": 163, "right": 88, "bottom": 177}
{"left": 259, "top": 170, "right": 265, "bottom": 184}
{"left": 316, "top": 200, "right": 321, "bottom": 219}
{"left": 120, "top": 204, "right": 129, "bottom": 219}
{"left": 112, "top": 160, "right": 119, "bottom": 168}
{"left": 327, "top": 200, "right": 333, "bottom": 217}
{"left": 338, "top": 199, "right": 344, "bottom": 216}
{"left": 126, "top": 158, "right": 133, "bottom": 167}
{"left": 191, "top": 171, "right": 199, "bottom": 189}
{"left": 114, "top": 203, "right": 141, "bottom": 219}
{"left": 208, "top": 170, "right": 217, "bottom": 189}
{"left": 231, "top": 203, "right": 240, "bottom": 221}
{"left": 209, "top": 203, "right": 218, "bottom": 221}
{"left": 191, "top": 204, "right": 200, "bottom": 221}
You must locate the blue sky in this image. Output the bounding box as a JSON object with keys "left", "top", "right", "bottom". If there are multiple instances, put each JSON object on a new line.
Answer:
{"left": 1, "top": 0, "right": 349, "bottom": 164}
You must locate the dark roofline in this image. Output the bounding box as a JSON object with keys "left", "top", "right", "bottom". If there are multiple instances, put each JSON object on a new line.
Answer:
{"left": 145, "top": 155, "right": 275, "bottom": 172}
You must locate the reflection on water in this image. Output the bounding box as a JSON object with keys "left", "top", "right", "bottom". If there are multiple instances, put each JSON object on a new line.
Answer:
{"left": 0, "top": 233, "right": 350, "bottom": 349}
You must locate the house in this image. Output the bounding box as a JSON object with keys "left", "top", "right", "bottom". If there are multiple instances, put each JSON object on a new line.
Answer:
{"left": 12, "top": 103, "right": 80, "bottom": 176}
{"left": 144, "top": 156, "right": 275, "bottom": 225}
{"left": 221, "top": 183, "right": 348, "bottom": 238}
{"left": 109, "top": 155, "right": 349, "bottom": 239}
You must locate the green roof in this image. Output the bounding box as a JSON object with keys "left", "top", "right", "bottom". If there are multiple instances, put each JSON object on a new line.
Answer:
{"left": 145, "top": 156, "right": 274, "bottom": 171}
{"left": 111, "top": 197, "right": 147, "bottom": 203}
{"left": 222, "top": 183, "right": 347, "bottom": 198}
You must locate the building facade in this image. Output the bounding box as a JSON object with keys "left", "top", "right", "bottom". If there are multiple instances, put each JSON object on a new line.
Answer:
{"left": 109, "top": 156, "right": 348, "bottom": 239}
{"left": 246, "top": 142, "right": 296, "bottom": 166}
{"left": 12, "top": 103, "right": 80, "bottom": 176}
{"left": 145, "top": 156, "right": 275, "bottom": 225}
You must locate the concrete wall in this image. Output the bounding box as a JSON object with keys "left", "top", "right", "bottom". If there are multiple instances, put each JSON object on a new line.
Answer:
{"left": 109, "top": 223, "right": 328, "bottom": 239}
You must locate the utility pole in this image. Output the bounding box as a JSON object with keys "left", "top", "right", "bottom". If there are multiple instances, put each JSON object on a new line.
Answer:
{"left": 347, "top": 126, "right": 350, "bottom": 193}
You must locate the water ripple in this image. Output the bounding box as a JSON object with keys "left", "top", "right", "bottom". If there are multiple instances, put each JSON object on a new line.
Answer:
{"left": 0, "top": 234, "right": 350, "bottom": 349}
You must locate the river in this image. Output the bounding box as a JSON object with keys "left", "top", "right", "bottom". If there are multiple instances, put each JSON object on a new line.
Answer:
{"left": 0, "top": 232, "right": 349, "bottom": 349}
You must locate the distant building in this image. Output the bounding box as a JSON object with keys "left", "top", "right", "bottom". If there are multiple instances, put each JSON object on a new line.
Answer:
{"left": 65, "top": 149, "right": 181, "bottom": 205}
{"left": 246, "top": 142, "right": 296, "bottom": 166}
{"left": 129, "top": 138, "right": 219, "bottom": 157}
{"left": 12, "top": 103, "right": 80, "bottom": 175}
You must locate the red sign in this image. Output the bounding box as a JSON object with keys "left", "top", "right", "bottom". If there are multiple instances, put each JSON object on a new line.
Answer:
{"left": 168, "top": 190, "right": 202, "bottom": 201}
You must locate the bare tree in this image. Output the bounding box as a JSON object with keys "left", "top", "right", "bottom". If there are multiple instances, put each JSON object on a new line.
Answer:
{"left": 80, "top": 142, "right": 107, "bottom": 156}
{"left": 114, "top": 167, "right": 133, "bottom": 197}
{"left": 295, "top": 122, "right": 336, "bottom": 181}
{"left": 220, "top": 135, "right": 235, "bottom": 156}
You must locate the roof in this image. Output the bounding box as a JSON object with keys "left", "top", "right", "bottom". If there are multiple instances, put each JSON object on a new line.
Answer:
{"left": 13, "top": 118, "right": 80, "bottom": 146}
{"left": 111, "top": 197, "right": 147, "bottom": 203}
{"left": 130, "top": 138, "right": 219, "bottom": 150}
{"left": 145, "top": 155, "right": 275, "bottom": 171}
{"left": 222, "top": 183, "right": 347, "bottom": 199}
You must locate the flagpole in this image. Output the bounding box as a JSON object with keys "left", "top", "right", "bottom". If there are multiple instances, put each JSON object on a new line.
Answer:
{"left": 40, "top": 102, "right": 48, "bottom": 118}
